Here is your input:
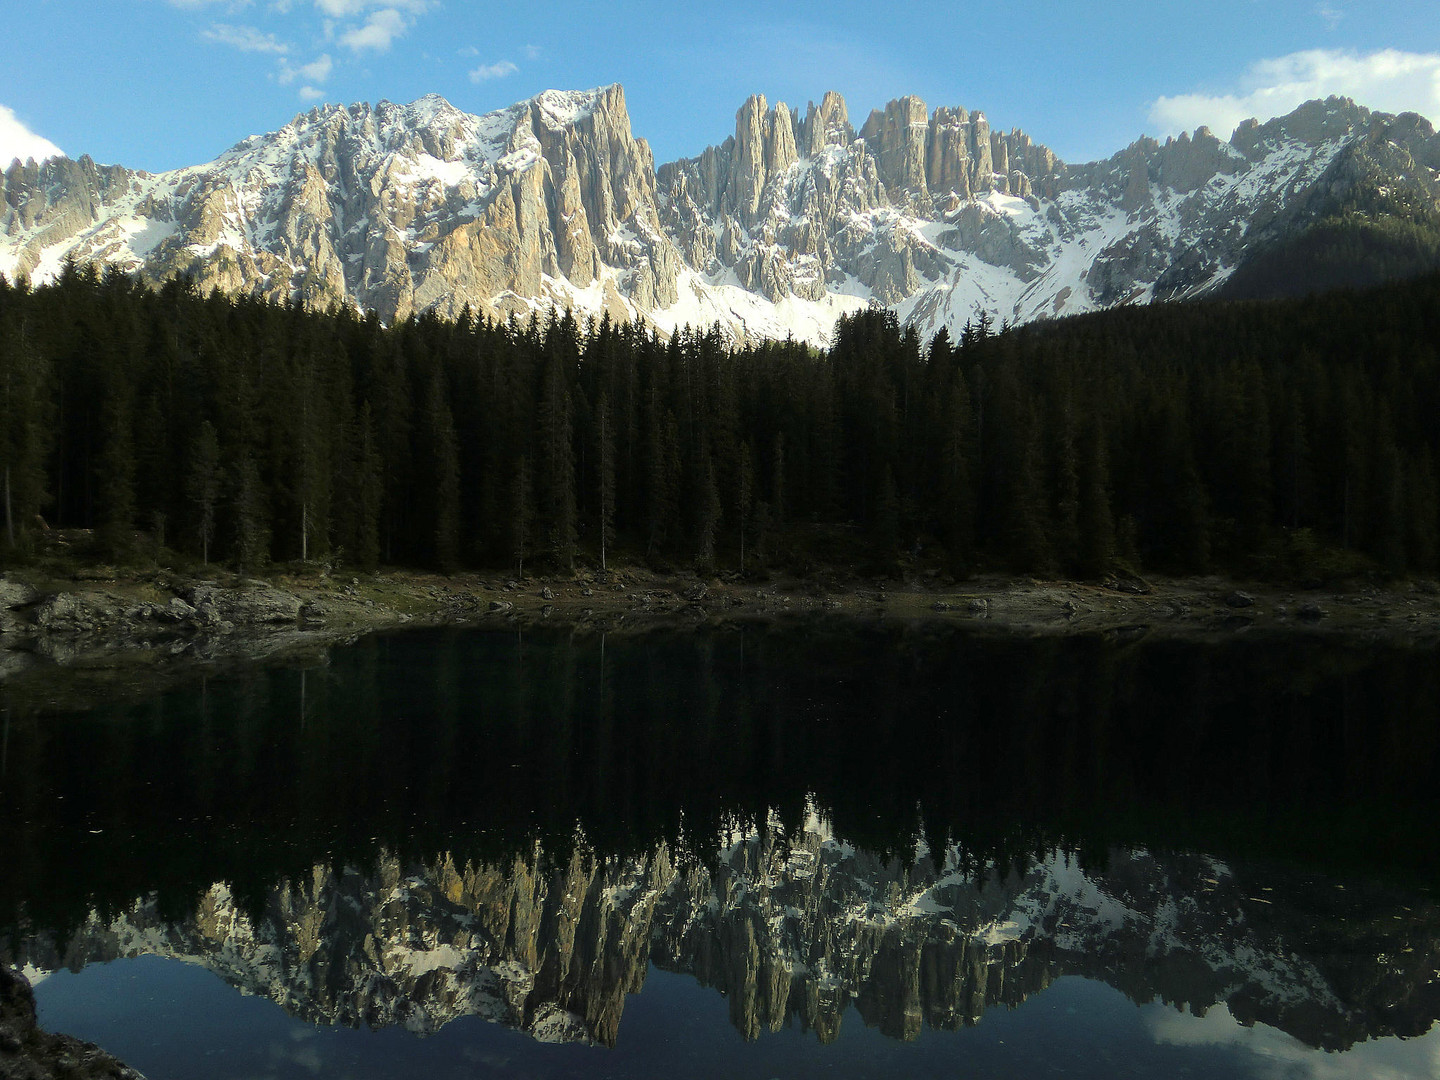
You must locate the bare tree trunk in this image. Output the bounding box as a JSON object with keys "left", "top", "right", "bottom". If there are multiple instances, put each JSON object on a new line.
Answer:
{"left": 4, "top": 464, "right": 13, "bottom": 547}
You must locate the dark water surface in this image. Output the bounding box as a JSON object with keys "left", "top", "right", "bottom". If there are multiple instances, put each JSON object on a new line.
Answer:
{"left": 4, "top": 621, "right": 1440, "bottom": 1078}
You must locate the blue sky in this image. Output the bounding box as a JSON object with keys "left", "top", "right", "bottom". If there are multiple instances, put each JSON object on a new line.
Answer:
{"left": 2, "top": 0, "right": 1439, "bottom": 173}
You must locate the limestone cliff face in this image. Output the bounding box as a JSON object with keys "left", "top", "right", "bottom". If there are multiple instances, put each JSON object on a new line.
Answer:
{"left": 9, "top": 817, "right": 1440, "bottom": 1052}
{"left": 2, "top": 89, "right": 1437, "bottom": 343}
{"left": 0, "top": 88, "right": 681, "bottom": 326}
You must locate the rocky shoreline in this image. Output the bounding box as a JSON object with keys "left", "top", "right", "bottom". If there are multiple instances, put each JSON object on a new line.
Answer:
{"left": 1, "top": 563, "right": 1438, "bottom": 708}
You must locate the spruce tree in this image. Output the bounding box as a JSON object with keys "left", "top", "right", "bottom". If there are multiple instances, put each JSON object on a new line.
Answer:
{"left": 185, "top": 420, "right": 223, "bottom": 565}
{"left": 0, "top": 307, "right": 52, "bottom": 551}
{"left": 536, "top": 353, "right": 577, "bottom": 570}
{"left": 596, "top": 393, "right": 616, "bottom": 572}
{"left": 425, "top": 368, "right": 461, "bottom": 571}
{"left": 511, "top": 454, "right": 533, "bottom": 578}
{"left": 230, "top": 452, "right": 270, "bottom": 570}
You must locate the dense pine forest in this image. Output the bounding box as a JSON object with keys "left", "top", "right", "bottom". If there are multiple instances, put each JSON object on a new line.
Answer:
{"left": 1, "top": 262, "right": 1438, "bottom": 580}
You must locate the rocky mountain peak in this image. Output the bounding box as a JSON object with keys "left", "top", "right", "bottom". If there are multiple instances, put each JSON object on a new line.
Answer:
{"left": 2, "top": 87, "right": 1437, "bottom": 345}
{"left": 801, "top": 90, "right": 853, "bottom": 156}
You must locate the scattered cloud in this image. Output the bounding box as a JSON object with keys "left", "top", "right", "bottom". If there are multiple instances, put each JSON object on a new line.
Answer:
{"left": 298, "top": 86, "right": 326, "bottom": 101}
{"left": 313, "top": 0, "right": 428, "bottom": 15}
{"left": 202, "top": 23, "right": 289, "bottom": 53}
{"left": 0, "top": 105, "right": 64, "bottom": 167}
{"left": 523, "top": 43, "right": 541, "bottom": 61}
{"left": 469, "top": 59, "right": 518, "bottom": 82}
{"left": 339, "top": 7, "right": 409, "bottom": 52}
{"left": 278, "top": 52, "right": 334, "bottom": 84}
{"left": 1149, "top": 48, "right": 1440, "bottom": 138}
{"left": 1316, "top": 3, "right": 1345, "bottom": 30}
{"left": 167, "top": 0, "right": 254, "bottom": 9}
{"left": 458, "top": 45, "right": 479, "bottom": 58}
{"left": 1147, "top": 1000, "right": 1440, "bottom": 1079}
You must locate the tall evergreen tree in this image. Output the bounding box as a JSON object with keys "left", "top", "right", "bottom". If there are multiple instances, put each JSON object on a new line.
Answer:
{"left": 185, "top": 420, "right": 223, "bottom": 565}
{"left": 596, "top": 393, "right": 616, "bottom": 572}
{"left": 511, "top": 454, "right": 533, "bottom": 578}
{"left": 424, "top": 368, "right": 462, "bottom": 571}
{"left": 0, "top": 304, "right": 52, "bottom": 550}
{"left": 536, "top": 352, "right": 577, "bottom": 570}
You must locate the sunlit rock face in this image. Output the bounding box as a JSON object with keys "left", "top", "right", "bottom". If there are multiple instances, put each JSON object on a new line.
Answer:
{"left": 3, "top": 88, "right": 1436, "bottom": 344}
{"left": 9, "top": 811, "right": 1440, "bottom": 1050}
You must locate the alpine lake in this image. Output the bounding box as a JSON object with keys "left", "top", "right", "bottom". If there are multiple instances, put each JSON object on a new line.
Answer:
{"left": 4, "top": 617, "right": 1440, "bottom": 1079}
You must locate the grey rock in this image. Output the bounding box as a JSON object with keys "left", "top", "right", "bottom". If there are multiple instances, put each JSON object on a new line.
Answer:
{"left": 160, "top": 596, "right": 197, "bottom": 623}
{"left": 1224, "top": 591, "right": 1256, "bottom": 609}
{"left": 0, "top": 576, "right": 38, "bottom": 611}
{"left": 1298, "top": 602, "right": 1326, "bottom": 621}
{"left": 186, "top": 583, "right": 303, "bottom": 625}
{"left": 488, "top": 600, "right": 514, "bottom": 614}
{"left": 34, "top": 594, "right": 100, "bottom": 632}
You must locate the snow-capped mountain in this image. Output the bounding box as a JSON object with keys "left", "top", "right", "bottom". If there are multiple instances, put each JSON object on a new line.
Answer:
{"left": 2, "top": 86, "right": 1438, "bottom": 344}
{"left": 10, "top": 816, "right": 1439, "bottom": 1051}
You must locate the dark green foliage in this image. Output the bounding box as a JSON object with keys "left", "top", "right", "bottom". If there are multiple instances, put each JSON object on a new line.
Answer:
{"left": 1221, "top": 212, "right": 1440, "bottom": 301}
{"left": 0, "top": 283, "right": 53, "bottom": 551}
{"left": 3, "top": 265, "right": 1440, "bottom": 580}
{"left": 423, "top": 368, "right": 461, "bottom": 571}
{"left": 185, "top": 420, "right": 222, "bottom": 565}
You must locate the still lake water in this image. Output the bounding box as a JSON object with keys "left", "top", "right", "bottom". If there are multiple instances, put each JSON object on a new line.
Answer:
{"left": 3, "top": 620, "right": 1440, "bottom": 1077}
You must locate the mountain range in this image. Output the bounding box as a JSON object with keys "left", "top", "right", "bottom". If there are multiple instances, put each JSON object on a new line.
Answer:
{"left": 11, "top": 818, "right": 1439, "bottom": 1052}
{"left": 2, "top": 85, "right": 1439, "bottom": 343}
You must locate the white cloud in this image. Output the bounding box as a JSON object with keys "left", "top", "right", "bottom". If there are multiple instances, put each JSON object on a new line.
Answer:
{"left": 339, "top": 7, "right": 408, "bottom": 52}
{"left": 202, "top": 23, "right": 289, "bottom": 53}
{"left": 469, "top": 59, "right": 518, "bottom": 82}
{"left": 298, "top": 86, "right": 326, "bottom": 101}
{"left": 313, "top": 0, "right": 428, "bottom": 15}
{"left": 458, "top": 45, "right": 479, "bottom": 58}
{"left": 1147, "top": 1001, "right": 1440, "bottom": 1080}
{"left": 1316, "top": 3, "right": 1344, "bottom": 30}
{"left": 278, "top": 52, "right": 334, "bottom": 84}
{"left": 1150, "top": 48, "right": 1440, "bottom": 139}
{"left": 167, "top": 0, "right": 254, "bottom": 9}
{"left": 523, "top": 43, "right": 540, "bottom": 60}
{"left": 0, "top": 105, "right": 63, "bottom": 168}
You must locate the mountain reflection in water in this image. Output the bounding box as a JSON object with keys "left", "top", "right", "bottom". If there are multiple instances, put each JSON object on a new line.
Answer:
{"left": 3, "top": 622, "right": 1440, "bottom": 1071}
{"left": 12, "top": 822, "right": 1440, "bottom": 1054}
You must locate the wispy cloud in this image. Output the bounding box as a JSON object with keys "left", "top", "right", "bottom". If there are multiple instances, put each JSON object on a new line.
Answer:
{"left": 278, "top": 53, "right": 334, "bottom": 84}
{"left": 313, "top": 0, "right": 429, "bottom": 16}
{"left": 167, "top": 0, "right": 254, "bottom": 9}
{"left": 202, "top": 23, "right": 289, "bottom": 53}
{"left": 1316, "top": 3, "right": 1345, "bottom": 30}
{"left": 0, "top": 104, "right": 64, "bottom": 167}
{"left": 469, "top": 59, "right": 518, "bottom": 82}
{"left": 523, "top": 43, "right": 541, "bottom": 61}
{"left": 298, "top": 86, "right": 326, "bottom": 101}
{"left": 1149, "top": 48, "right": 1440, "bottom": 138}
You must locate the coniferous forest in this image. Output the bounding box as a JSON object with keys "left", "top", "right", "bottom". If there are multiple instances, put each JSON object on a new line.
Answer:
{"left": 1, "top": 261, "right": 1438, "bottom": 580}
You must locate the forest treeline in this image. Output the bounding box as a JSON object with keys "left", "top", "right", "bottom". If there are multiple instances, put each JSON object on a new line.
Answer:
{"left": 1, "top": 262, "right": 1438, "bottom": 579}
